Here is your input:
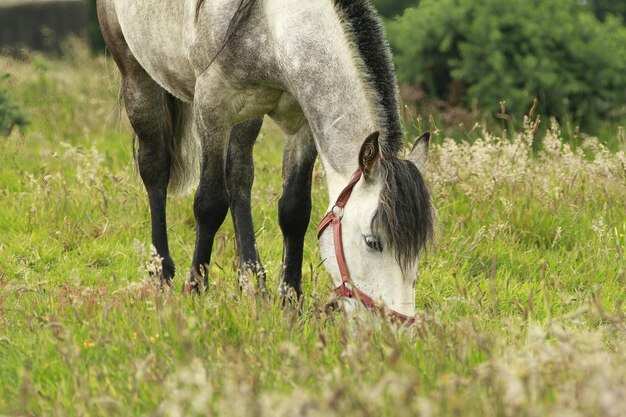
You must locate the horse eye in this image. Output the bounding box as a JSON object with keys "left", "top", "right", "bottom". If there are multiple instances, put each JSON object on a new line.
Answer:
{"left": 364, "top": 236, "right": 383, "bottom": 252}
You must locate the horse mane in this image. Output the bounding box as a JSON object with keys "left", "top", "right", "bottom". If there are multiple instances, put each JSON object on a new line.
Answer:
{"left": 373, "top": 158, "right": 435, "bottom": 272}
{"left": 334, "top": 1, "right": 431, "bottom": 269}
{"left": 334, "top": 0, "right": 404, "bottom": 157}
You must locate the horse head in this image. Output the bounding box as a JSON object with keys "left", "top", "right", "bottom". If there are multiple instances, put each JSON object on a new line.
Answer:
{"left": 317, "top": 132, "right": 434, "bottom": 321}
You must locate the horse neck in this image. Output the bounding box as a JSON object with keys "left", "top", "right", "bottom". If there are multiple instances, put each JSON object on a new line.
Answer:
{"left": 268, "top": 0, "right": 382, "bottom": 200}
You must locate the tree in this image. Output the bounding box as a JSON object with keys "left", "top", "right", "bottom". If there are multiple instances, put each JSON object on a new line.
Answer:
{"left": 372, "top": 0, "right": 417, "bottom": 19}
{"left": 87, "top": 0, "right": 106, "bottom": 52}
{"left": 387, "top": 0, "right": 626, "bottom": 127}
{"left": 586, "top": 0, "right": 626, "bottom": 22}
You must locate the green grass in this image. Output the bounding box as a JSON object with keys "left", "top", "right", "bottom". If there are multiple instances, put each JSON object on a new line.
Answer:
{"left": 1, "top": 47, "right": 625, "bottom": 416}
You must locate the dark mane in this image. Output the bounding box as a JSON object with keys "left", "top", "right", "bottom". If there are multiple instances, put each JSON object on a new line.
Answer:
{"left": 373, "top": 159, "right": 434, "bottom": 272}
{"left": 334, "top": 0, "right": 404, "bottom": 157}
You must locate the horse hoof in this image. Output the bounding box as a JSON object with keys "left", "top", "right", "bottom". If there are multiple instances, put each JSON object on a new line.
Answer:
{"left": 278, "top": 281, "right": 302, "bottom": 305}
{"left": 182, "top": 280, "right": 198, "bottom": 295}
{"left": 237, "top": 273, "right": 256, "bottom": 298}
{"left": 159, "top": 273, "right": 173, "bottom": 289}
{"left": 183, "top": 266, "right": 206, "bottom": 295}
{"left": 237, "top": 262, "right": 267, "bottom": 298}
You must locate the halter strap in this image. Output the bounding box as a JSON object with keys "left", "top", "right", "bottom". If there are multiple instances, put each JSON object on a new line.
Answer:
{"left": 317, "top": 169, "right": 416, "bottom": 325}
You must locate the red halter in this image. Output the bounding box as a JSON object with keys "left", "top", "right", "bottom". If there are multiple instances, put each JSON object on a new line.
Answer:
{"left": 317, "top": 169, "right": 416, "bottom": 325}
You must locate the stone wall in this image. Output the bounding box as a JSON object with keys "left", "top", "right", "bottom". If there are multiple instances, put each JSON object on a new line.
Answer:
{"left": 0, "top": 0, "right": 87, "bottom": 56}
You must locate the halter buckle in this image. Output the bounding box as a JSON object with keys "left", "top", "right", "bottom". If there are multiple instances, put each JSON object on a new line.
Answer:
{"left": 332, "top": 205, "right": 344, "bottom": 220}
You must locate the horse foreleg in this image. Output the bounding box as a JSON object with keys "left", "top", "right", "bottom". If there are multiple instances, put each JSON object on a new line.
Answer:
{"left": 226, "top": 118, "right": 266, "bottom": 293}
{"left": 187, "top": 83, "right": 231, "bottom": 293}
{"left": 278, "top": 125, "right": 317, "bottom": 301}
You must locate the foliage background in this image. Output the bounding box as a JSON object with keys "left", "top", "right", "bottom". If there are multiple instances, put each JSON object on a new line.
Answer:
{"left": 0, "top": 73, "right": 27, "bottom": 136}
{"left": 375, "top": 0, "right": 626, "bottom": 135}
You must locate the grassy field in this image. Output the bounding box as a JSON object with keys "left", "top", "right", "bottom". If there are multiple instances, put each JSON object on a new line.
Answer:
{"left": 1, "top": 47, "right": 625, "bottom": 417}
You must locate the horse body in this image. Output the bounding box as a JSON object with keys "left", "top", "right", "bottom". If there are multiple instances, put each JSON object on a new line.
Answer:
{"left": 98, "top": 0, "right": 433, "bottom": 319}
{"left": 112, "top": 0, "right": 377, "bottom": 174}
{"left": 110, "top": 1, "right": 197, "bottom": 101}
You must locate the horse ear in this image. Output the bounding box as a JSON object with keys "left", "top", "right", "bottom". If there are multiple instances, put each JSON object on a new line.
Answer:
{"left": 359, "top": 131, "right": 381, "bottom": 180}
{"left": 408, "top": 132, "right": 430, "bottom": 170}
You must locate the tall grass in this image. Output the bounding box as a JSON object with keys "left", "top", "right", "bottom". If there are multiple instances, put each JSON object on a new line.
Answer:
{"left": 0, "top": 46, "right": 625, "bottom": 416}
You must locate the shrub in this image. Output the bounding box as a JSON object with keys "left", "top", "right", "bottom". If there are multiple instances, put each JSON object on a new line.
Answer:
{"left": 587, "top": 0, "right": 626, "bottom": 22}
{"left": 0, "top": 74, "right": 27, "bottom": 136}
{"left": 86, "top": 0, "right": 106, "bottom": 52}
{"left": 387, "top": 0, "right": 626, "bottom": 128}
{"left": 372, "top": 0, "right": 418, "bottom": 18}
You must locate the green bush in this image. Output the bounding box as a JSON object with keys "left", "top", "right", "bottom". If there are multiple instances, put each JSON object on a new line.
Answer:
{"left": 372, "top": 0, "right": 417, "bottom": 18}
{"left": 388, "top": 0, "right": 626, "bottom": 128}
{"left": 0, "top": 74, "right": 27, "bottom": 136}
{"left": 587, "top": 0, "right": 626, "bottom": 22}
{"left": 87, "top": 0, "right": 106, "bottom": 52}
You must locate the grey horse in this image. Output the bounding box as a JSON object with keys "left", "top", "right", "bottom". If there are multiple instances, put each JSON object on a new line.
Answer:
{"left": 97, "top": 0, "right": 433, "bottom": 319}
